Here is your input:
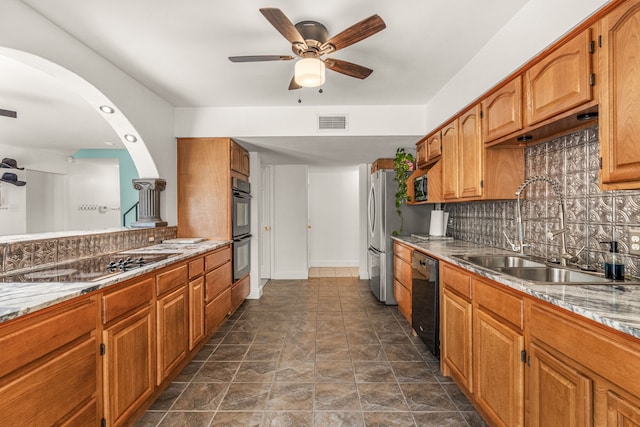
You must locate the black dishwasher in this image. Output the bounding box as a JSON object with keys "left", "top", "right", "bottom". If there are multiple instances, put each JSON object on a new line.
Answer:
{"left": 412, "top": 251, "right": 440, "bottom": 359}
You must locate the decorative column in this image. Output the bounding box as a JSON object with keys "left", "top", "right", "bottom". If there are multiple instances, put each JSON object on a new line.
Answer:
{"left": 131, "top": 178, "right": 168, "bottom": 228}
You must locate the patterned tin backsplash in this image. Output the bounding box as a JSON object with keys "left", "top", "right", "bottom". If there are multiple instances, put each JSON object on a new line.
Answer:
{"left": 0, "top": 226, "right": 177, "bottom": 275}
{"left": 447, "top": 125, "right": 640, "bottom": 278}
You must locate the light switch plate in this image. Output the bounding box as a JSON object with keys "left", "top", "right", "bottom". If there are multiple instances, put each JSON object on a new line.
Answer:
{"left": 630, "top": 228, "right": 640, "bottom": 255}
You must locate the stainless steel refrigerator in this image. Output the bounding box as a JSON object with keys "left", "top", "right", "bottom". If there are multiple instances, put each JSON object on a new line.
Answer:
{"left": 367, "top": 169, "right": 431, "bottom": 305}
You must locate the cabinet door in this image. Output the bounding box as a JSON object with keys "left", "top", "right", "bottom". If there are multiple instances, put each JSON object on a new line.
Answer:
{"left": 189, "top": 276, "right": 205, "bottom": 350}
{"left": 103, "top": 305, "right": 155, "bottom": 427}
{"left": 416, "top": 140, "right": 427, "bottom": 167}
{"left": 441, "top": 288, "right": 473, "bottom": 391}
{"left": 241, "top": 150, "right": 250, "bottom": 176}
{"left": 394, "top": 279, "right": 411, "bottom": 323}
{"left": 441, "top": 120, "right": 459, "bottom": 200}
{"left": 482, "top": 76, "right": 523, "bottom": 142}
{"left": 156, "top": 286, "right": 188, "bottom": 385}
{"left": 473, "top": 309, "right": 524, "bottom": 427}
{"left": 525, "top": 29, "right": 593, "bottom": 126}
{"left": 528, "top": 342, "right": 593, "bottom": 427}
{"left": 427, "top": 132, "right": 442, "bottom": 161}
{"left": 607, "top": 391, "right": 640, "bottom": 427}
{"left": 600, "top": 0, "right": 640, "bottom": 187}
{"left": 458, "top": 105, "right": 483, "bottom": 199}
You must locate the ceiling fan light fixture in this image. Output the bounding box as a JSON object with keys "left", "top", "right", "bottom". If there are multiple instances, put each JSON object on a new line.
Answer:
{"left": 294, "top": 58, "right": 325, "bottom": 87}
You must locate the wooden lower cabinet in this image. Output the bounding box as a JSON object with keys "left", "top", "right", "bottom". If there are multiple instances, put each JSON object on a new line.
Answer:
{"left": 103, "top": 304, "right": 155, "bottom": 427}
{"left": 232, "top": 274, "right": 250, "bottom": 312}
{"left": 0, "top": 298, "right": 98, "bottom": 427}
{"left": 207, "top": 287, "right": 231, "bottom": 333}
{"left": 189, "top": 276, "right": 205, "bottom": 350}
{"left": 473, "top": 309, "right": 524, "bottom": 427}
{"left": 441, "top": 287, "right": 473, "bottom": 391}
{"left": 528, "top": 342, "right": 592, "bottom": 427}
{"left": 393, "top": 241, "right": 413, "bottom": 323}
{"left": 156, "top": 285, "right": 188, "bottom": 385}
{"left": 607, "top": 390, "right": 640, "bottom": 426}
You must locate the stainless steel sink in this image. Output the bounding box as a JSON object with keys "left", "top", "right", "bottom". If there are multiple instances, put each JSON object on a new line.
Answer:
{"left": 455, "top": 255, "right": 545, "bottom": 268}
{"left": 453, "top": 254, "right": 640, "bottom": 285}
{"left": 493, "top": 266, "right": 607, "bottom": 283}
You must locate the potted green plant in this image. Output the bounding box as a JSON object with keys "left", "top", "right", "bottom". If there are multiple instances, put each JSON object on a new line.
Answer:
{"left": 392, "top": 147, "right": 415, "bottom": 236}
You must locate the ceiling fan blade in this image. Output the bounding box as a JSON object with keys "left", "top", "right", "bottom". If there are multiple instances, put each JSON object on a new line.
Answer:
{"left": 0, "top": 109, "right": 17, "bottom": 118}
{"left": 288, "top": 76, "right": 302, "bottom": 90}
{"left": 324, "top": 59, "right": 373, "bottom": 79}
{"left": 229, "top": 55, "right": 294, "bottom": 63}
{"left": 260, "top": 8, "right": 308, "bottom": 50}
{"left": 322, "top": 15, "right": 386, "bottom": 53}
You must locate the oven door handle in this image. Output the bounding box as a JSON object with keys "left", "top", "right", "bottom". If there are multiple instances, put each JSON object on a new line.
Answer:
{"left": 233, "top": 234, "right": 252, "bottom": 242}
{"left": 233, "top": 190, "right": 252, "bottom": 199}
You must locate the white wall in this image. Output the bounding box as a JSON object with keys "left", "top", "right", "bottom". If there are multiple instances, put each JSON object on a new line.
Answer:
{"left": 272, "top": 165, "right": 308, "bottom": 279}
{"left": 308, "top": 166, "right": 359, "bottom": 267}
{"left": 25, "top": 170, "right": 66, "bottom": 233}
{"left": 0, "top": 0, "right": 176, "bottom": 225}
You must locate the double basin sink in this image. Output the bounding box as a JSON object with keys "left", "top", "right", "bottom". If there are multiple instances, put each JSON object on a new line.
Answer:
{"left": 453, "top": 254, "right": 638, "bottom": 285}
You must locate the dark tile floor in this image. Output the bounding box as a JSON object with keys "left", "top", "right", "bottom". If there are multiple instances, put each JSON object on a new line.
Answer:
{"left": 135, "top": 277, "right": 487, "bottom": 427}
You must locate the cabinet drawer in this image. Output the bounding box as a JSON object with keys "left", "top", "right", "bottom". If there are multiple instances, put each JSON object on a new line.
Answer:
{"left": 0, "top": 297, "right": 96, "bottom": 378}
{"left": 394, "top": 279, "right": 411, "bottom": 323}
{"left": 205, "top": 246, "right": 231, "bottom": 272}
{"left": 0, "top": 338, "right": 97, "bottom": 426}
{"left": 188, "top": 257, "right": 204, "bottom": 279}
{"left": 156, "top": 264, "right": 188, "bottom": 296}
{"left": 474, "top": 278, "right": 523, "bottom": 330}
{"left": 231, "top": 275, "right": 250, "bottom": 311}
{"left": 206, "top": 287, "right": 231, "bottom": 334}
{"left": 394, "top": 242, "right": 412, "bottom": 263}
{"left": 102, "top": 278, "right": 153, "bottom": 324}
{"left": 394, "top": 255, "right": 412, "bottom": 290}
{"left": 441, "top": 263, "right": 472, "bottom": 299}
{"left": 530, "top": 302, "right": 640, "bottom": 399}
{"left": 206, "top": 261, "right": 232, "bottom": 302}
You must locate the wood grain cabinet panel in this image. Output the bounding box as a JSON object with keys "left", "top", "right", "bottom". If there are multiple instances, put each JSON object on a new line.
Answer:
{"left": 481, "top": 76, "right": 523, "bottom": 143}
{"left": 103, "top": 305, "right": 155, "bottom": 427}
{"left": 599, "top": 0, "right": 640, "bottom": 188}
{"left": 441, "top": 119, "right": 459, "bottom": 200}
{"left": 394, "top": 279, "right": 411, "bottom": 322}
{"left": 528, "top": 342, "right": 593, "bottom": 427}
{"left": 206, "top": 261, "right": 232, "bottom": 302}
{"left": 441, "top": 288, "right": 473, "bottom": 391}
{"left": 525, "top": 29, "right": 593, "bottom": 126}
{"left": 206, "top": 287, "right": 231, "bottom": 334}
{"left": 189, "top": 276, "right": 205, "bottom": 350}
{"left": 607, "top": 391, "right": 640, "bottom": 427}
{"left": 458, "top": 105, "right": 483, "bottom": 199}
{"left": 156, "top": 285, "right": 188, "bottom": 385}
{"left": 416, "top": 139, "right": 427, "bottom": 167}
{"left": 231, "top": 274, "right": 250, "bottom": 313}
{"left": 473, "top": 308, "right": 524, "bottom": 427}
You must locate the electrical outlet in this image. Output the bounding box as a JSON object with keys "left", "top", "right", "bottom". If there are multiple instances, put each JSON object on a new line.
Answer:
{"left": 630, "top": 228, "right": 640, "bottom": 255}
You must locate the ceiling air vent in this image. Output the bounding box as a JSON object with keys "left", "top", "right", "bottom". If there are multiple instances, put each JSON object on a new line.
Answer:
{"left": 318, "top": 114, "right": 348, "bottom": 131}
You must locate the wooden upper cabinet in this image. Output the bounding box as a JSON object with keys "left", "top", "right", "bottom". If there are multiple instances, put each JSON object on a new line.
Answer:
{"left": 231, "top": 140, "right": 250, "bottom": 177}
{"left": 525, "top": 29, "right": 594, "bottom": 126}
{"left": 482, "top": 76, "right": 523, "bottom": 143}
{"left": 416, "top": 132, "right": 442, "bottom": 169}
{"left": 416, "top": 139, "right": 427, "bottom": 167}
{"left": 599, "top": 0, "right": 640, "bottom": 188}
{"left": 442, "top": 105, "right": 483, "bottom": 201}
{"left": 458, "top": 105, "right": 483, "bottom": 199}
{"left": 441, "top": 119, "right": 459, "bottom": 200}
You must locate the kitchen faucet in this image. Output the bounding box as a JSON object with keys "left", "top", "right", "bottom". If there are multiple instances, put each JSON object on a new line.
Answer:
{"left": 505, "top": 175, "right": 573, "bottom": 266}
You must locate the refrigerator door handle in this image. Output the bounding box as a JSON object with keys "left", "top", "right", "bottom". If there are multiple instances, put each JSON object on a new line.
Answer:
{"left": 368, "top": 246, "right": 382, "bottom": 255}
{"left": 368, "top": 181, "right": 376, "bottom": 238}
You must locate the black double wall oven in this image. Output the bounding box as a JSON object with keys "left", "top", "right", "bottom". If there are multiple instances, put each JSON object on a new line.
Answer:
{"left": 232, "top": 176, "right": 251, "bottom": 281}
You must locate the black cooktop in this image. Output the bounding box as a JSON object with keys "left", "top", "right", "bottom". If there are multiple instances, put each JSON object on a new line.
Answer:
{"left": 1, "top": 252, "right": 178, "bottom": 283}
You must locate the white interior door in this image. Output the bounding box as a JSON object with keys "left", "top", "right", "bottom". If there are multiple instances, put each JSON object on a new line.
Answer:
{"left": 259, "top": 165, "right": 272, "bottom": 280}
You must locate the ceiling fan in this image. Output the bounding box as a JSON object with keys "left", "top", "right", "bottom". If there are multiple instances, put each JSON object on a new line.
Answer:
{"left": 229, "top": 8, "right": 386, "bottom": 90}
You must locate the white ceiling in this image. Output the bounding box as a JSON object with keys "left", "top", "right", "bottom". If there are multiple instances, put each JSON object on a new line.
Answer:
{"left": 4, "top": 0, "right": 531, "bottom": 162}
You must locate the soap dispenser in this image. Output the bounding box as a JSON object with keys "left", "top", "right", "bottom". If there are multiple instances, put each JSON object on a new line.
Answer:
{"left": 601, "top": 241, "right": 625, "bottom": 280}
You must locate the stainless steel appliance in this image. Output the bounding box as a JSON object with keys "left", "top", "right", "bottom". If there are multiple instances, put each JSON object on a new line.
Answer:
{"left": 412, "top": 251, "right": 440, "bottom": 359}
{"left": 367, "top": 169, "right": 431, "bottom": 304}
{"left": 413, "top": 174, "right": 428, "bottom": 202}
{"left": 232, "top": 176, "right": 251, "bottom": 281}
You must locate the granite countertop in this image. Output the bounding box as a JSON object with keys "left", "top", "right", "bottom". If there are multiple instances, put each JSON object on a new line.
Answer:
{"left": 393, "top": 235, "right": 640, "bottom": 340}
{"left": 0, "top": 240, "right": 231, "bottom": 324}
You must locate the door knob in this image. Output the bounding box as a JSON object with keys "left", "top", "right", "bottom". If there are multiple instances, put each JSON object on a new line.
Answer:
{"left": 264, "top": 226, "right": 271, "bottom": 231}
{"left": 307, "top": 225, "right": 312, "bottom": 229}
